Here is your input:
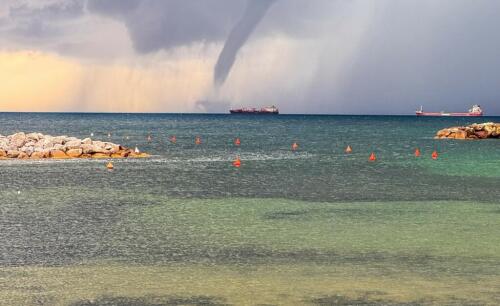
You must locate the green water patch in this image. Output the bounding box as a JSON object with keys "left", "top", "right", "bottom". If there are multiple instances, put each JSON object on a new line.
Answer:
{"left": 2, "top": 263, "right": 500, "bottom": 306}
{"left": 70, "top": 295, "right": 229, "bottom": 306}
{"left": 106, "top": 198, "right": 500, "bottom": 273}
{"left": 390, "top": 139, "right": 500, "bottom": 178}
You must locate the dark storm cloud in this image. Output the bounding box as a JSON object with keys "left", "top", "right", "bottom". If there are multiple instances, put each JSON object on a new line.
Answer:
{"left": 2, "top": 0, "right": 500, "bottom": 114}
{"left": 2, "top": 0, "right": 85, "bottom": 38}
{"left": 87, "top": 0, "right": 246, "bottom": 53}
{"left": 323, "top": 0, "right": 500, "bottom": 115}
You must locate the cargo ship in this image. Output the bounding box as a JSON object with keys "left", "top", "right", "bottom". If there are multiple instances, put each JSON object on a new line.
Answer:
{"left": 416, "top": 105, "right": 483, "bottom": 117}
{"left": 229, "top": 105, "right": 279, "bottom": 115}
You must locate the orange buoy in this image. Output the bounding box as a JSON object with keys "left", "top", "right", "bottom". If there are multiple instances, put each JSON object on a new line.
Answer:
{"left": 369, "top": 152, "right": 376, "bottom": 161}
{"left": 345, "top": 145, "right": 352, "bottom": 153}
{"left": 414, "top": 148, "right": 421, "bottom": 157}
{"left": 234, "top": 138, "right": 241, "bottom": 146}
{"left": 432, "top": 150, "right": 438, "bottom": 160}
{"left": 106, "top": 162, "right": 114, "bottom": 170}
{"left": 170, "top": 135, "right": 177, "bottom": 144}
{"left": 291, "top": 142, "right": 299, "bottom": 151}
{"left": 195, "top": 136, "right": 202, "bottom": 145}
{"left": 232, "top": 157, "right": 241, "bottom": 168}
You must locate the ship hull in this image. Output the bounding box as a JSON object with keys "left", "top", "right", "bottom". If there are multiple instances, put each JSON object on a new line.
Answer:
{"left": 416, "top": 112, "right": 482, "bottom": 117}
{"left": 230, "top": 110, "right": 279, "bottom": 115}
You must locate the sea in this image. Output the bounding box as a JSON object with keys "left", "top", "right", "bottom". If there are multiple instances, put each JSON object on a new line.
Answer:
{"left": 1, "top": 113, "right": 500, "bottom": 305}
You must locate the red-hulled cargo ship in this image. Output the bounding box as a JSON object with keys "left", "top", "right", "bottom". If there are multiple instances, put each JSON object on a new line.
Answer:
{"left": 416, "top": 105, "right": 483, "bottom": 117}
{"left": 230, "top": 105, "right": 279, "bottom": 115}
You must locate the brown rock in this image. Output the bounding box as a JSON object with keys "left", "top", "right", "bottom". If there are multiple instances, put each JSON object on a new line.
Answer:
{"left": 129, "top": 152, "right": 150, "bottom": 158}
{"left": 91, "top": 153, "right": 110, "bottom": 158}
{"left": 484, "top": 124, "right": 497, "bottom": 136}
{"left": 17, "top": 152, "right": 29, "bottom": 159}
{"left": 50, "top": 150, "right": 70, "bottom": 159}
{"left": 436, "top": 129, "right": 451, "bottom": 138}
{"left": 474, "top": 130, "right": 488, "bottom": 139}
{"left": 7, "top": 150, "right": 21, "bottom": 158}
{"left": 0, "top": 150, "right": 6, "bottom": 158}
{"left": 119, "top": 150, "right": 131, "bottom": 157}
{"left": 30, "top": 151, "right": 46, "bottom": 159}
{"left": 454, "top": 130, "right": 467, "bottom": 139}
{"left": 66, "top": 148, "right": 83, "bottom": 158}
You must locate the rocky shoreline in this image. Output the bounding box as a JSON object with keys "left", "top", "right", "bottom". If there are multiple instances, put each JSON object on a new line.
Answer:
{"left": 435, "top": 122, "right": 500, "bottom": 139}
{"left": 0, "top": 132, "right": 149, "bottom": 159}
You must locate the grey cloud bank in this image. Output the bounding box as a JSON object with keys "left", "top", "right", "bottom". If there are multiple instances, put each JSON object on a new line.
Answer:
{"left": 2, "top": 0, "right": 500, "bottom": 115}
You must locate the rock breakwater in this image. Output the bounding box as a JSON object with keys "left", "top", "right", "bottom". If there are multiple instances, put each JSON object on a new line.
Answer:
{"left": 0, "top": 132, "right": 149, "bottom": 159}
{"left": 435, "top": 122, "right": 500, "bottom": 139}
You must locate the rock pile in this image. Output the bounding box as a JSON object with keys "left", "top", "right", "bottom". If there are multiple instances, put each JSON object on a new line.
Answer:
{"left": 0, "top": 132, "right": 149, "bottom": 159}
{"left": 435, "top": 122, "right": 500, "bottom": 139}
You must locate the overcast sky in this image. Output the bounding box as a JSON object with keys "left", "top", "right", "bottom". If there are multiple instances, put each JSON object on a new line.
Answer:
{"left": 1, "top": 0, "right": 499, "bottom": 114}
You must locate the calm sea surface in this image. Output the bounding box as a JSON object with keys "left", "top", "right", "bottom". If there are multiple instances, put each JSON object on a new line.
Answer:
{"left": 1, "top": 113, "right": 500, "bottom": 305}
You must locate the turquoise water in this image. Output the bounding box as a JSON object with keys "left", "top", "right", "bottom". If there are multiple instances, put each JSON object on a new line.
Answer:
{"left": 1, "top": 113, "right": 500, "bottom": 305}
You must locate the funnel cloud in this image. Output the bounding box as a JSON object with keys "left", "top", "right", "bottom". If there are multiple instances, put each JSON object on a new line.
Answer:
{"left": 214, "top": 0, "right": 276, "bottom": 86}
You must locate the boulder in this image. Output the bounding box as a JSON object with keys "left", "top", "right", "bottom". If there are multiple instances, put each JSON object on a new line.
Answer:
{"left": 0, "top": 132, "right": 148, "bottom": 160}
{"left": 17, "top": 152, "right": 29, "bottom": 159}
{"left": 474, "top": 130, "right": 489, "bottom": 139}
{"left": 65, "top": 140, "right": 82, "bottom": 150}
{"left": 81, "top": 144, "right": 106, "bottom": 154}
{"left": 9, "top": 132, "right": 27, "bottom": 148}
{"left": 454, "top": 130, "right": 467, "bottom": 139}
{"left": 26, "top": 133, "right": 43, "bottom": 141}
{"left": 50, "top": 150, "right": 70, "bottom": 159}
{"left": 7, "top": 150, "right": 21, "bottom": 158}
{"left": 53, "top": 144, "right": 66, "bottom": 152}
{"left": 21, "top": 146, "right": 34, "bottom": 157}
{"left": 436, "top": 123, "right": 500, "bottom": 140}
{"left": 66, "top": 148, "right": 83, "bottom": 158}
{"left": 30, "top": 151, "right": 47, "bottom": 159}
{"left": 81, "top": 138, "right": 92, "bottom": 145}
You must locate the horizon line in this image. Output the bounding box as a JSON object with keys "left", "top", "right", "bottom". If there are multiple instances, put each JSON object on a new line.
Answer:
{"left": 1, "top": 111, "right": 499, "bottom": 116}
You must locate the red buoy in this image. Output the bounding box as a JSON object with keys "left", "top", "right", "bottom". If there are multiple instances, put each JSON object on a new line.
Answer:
{"left": 234, "top": 138, "right": 241, "bottom": 146}
{"left": 415, "top": 148, "right": 421, "bottom": 157}
{"left": 195, "top": 136, "right": 201, "bottom": 145}
{"left": 232, "top": 157, "right": 241, "bottom": 168}
{"left": 106, "top": 162, "right": 114, "bottom": 170}
{"left": 432, "top": 150, "right": 438, "bottom": 160}
{"left": 345, "top": 145, "right": 352, "bottom": 153}
{"left": 291, "top": 142, "right": 299, "bottom": 151}
{"left": 170, "top": 135, "right": 177, "bottom": 144}
{"left": 369, "top": 152, "right": 376, "bottom": 161}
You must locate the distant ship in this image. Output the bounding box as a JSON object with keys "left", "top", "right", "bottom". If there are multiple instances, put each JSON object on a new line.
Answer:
{"left": 416, "top": 105, "right": 483, "bottom": 117}
{"left": 230, "top": 105, "right": 279, "bottom": 115}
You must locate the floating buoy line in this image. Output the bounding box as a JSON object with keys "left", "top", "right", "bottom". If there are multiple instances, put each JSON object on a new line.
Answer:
{"left": 94, "top": 134, "right": 445, "bottom": 170}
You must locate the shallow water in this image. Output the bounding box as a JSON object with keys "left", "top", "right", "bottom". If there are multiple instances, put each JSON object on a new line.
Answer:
{"left": 1, "top": 113, "right": 500, "bottom": 305}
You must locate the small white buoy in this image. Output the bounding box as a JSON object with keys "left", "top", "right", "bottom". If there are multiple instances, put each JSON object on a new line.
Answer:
{"left": 108, "top": 133, "right": 111, "bottom": 138}
{"left": 90, "top": 132, "right": 94, "bottom": 137}
{"left": 134, "top": 147, "right": 140, "bottom": 154}
{"left": 17, "top": 190, "right": 21, "bottom": 195}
